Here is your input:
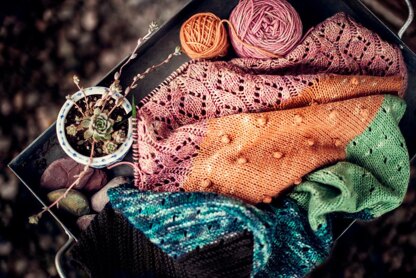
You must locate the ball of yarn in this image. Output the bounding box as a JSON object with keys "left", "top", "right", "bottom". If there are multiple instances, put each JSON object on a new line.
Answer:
{"left": 180, "top": 13, "right": 229, "bottom": 59}
{"left": 229, "top": 0, "right": 303, "bottom": 58}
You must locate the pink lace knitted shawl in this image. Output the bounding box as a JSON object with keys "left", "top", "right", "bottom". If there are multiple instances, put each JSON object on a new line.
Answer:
{"left": 134, "top": 13, "right": 407, "bottom": 200}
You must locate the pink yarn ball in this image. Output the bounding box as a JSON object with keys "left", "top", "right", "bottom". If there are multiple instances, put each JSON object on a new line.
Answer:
{"left": 229, "top": 0, "right": 303, "bottom": 58}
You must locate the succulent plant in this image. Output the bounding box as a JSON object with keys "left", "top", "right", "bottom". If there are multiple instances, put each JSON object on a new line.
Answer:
{"left": 31, "top": 20, "right": 182, "bottom": 225}
{"left": 103, "top": 141, "right": 118, "bottom": 155}
{"left": 83, "top": 108, "right": 115, "bottom": 141}
{"left": 66, "top": 124, "right": 77, "bottom": 136}
{"left": 112, "top": 130, "right": 126, "bottom": 144}
{"left": 66, "top": 101, "right": 120, "bottom": 154}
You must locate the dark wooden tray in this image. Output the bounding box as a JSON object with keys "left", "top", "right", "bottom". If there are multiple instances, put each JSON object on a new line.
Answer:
{"left": 8, "top": 0, "right": 416, "bottom": 251}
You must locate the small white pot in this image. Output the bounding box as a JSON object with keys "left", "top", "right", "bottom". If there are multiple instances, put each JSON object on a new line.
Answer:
{"left": 56, "top": 86, "right": 133, "bottom": 168}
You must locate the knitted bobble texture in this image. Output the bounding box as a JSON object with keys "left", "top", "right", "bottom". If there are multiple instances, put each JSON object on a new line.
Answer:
{"left": 133, "top": 13, "right": 407, "bottom": 203}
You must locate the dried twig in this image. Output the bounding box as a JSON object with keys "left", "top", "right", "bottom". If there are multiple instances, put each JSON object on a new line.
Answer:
{"left": 66, "top": 95, "right": 86, "bottom": 117}
{"left": 126, "top": 46, "right": 181, "bottom": 93}
{"left": 108, "top": 46, "right": 181, "bottom": 117}
{"left": 115, "top": 21, "right": 159, "bottom": 81}
{"left": 73, "top": 75, "right": 90, "bottom": 111}
{"left": 29, "top": 141, "right": 96, "bottom": 224}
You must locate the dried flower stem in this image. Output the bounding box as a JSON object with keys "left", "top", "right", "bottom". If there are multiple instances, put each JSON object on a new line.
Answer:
{"left": 107, "top": 101, "right": 120, "bottom": 117}
{"left": 73, "top": 75, "right": 90, "bottom": 111}
{"left": 115, "top": 21, "right": 159, "bottom": 81}
{"left": 66, "top": 96, "right": 86, "bottom": 117}
{"left": 126, "top": 46, "right": 181, "bottom": 93}
{"left": 29, "top": 141, "right": 96, "bottom": 224}
{"left": 107, "top": 47, "right": 181, "bottom": 119}
{"left": 98, "top": 92, "right": 113, "bottom": 114}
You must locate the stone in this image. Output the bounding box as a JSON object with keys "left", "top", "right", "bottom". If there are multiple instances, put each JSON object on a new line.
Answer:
{"left": 0, "top": 172, "right": 18, "bottom": 200}
{"left": 81, "top": 10, "right": 98, "bottom": 31}
{"left": 0, "top": 241, "right": 12, "bottom": 256}
{"left": 91, "top": 176, "right": 128, "bottom": 212}
{"left": 40, "top": 157, "right": 107, "bottom": 192}
{"left": 38, "top": 235, "right": 53, "bottom": 251}
{"left": 47, "top": 189, "right": 90, "bottom": 216}
{"left": 76, "top": 214, "right": 96, "bottom": 231}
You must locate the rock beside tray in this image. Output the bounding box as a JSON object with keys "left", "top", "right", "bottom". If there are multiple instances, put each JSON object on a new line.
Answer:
{"left": 47, "top": 189, "right": 90, "bottom": 216}
{"left": 91, "top": 176, "right": 128, "bottom": 212}
{"left": 40, "top": 157, "right": 107, "bottom": 192}
{"left": 76, "top": 214, "right": 96, "bottom": 230}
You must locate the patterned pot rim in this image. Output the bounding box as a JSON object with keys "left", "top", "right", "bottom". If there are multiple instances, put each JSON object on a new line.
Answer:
{"left": 56, "top": 86, "right": 133, "bottom": 168}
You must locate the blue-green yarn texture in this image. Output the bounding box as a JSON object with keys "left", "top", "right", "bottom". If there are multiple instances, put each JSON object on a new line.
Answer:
{"left": 109, "top": 186, "right": 333, "bottom": 277}
{"left": 290, "top": 95, "right": 409, "bottom": 230}
{"left": 108, "top": 186, "right": 275, "bottom": 275}
{"left": 256, "top": 199, "right": 333, "bottom": 278}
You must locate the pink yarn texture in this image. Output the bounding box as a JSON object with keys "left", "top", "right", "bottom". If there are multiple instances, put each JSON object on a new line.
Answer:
{"left": 229, "top": 0, "right": 303, "bottom": 58}
{"left": 134, "top": 13, "right": 406, "bottom": 194}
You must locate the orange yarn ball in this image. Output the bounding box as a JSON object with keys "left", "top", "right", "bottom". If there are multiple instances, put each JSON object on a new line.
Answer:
{"left": 180, "top": 13, "right": 229, "bottom": 59}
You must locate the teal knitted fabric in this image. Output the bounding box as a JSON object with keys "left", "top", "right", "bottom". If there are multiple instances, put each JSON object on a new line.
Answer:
{"left": 290, "top": 95, "right": 409, "bottom": 230}
{"left": 109, "top": 186, "right": 333, "bottom": 277}
{"left": 109, "top": 186, "right": 275, "bottom": 274}
{"left": 255, "top": 200, "right": 333, "bottom": 278}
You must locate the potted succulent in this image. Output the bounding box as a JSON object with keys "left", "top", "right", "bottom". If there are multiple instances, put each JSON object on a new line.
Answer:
{"left": 56, "top": 85, "right": 133, "bottom": 168}
{"left": 29, "top": 21, "right": 181, "bottom": 223}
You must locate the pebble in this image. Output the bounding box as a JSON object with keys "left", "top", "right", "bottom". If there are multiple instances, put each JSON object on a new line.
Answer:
{"left": 14, "top": 258, "right": 28, "bottom": 275}
{"left": 39, "top": 235, "right": 53, "bottom": 251}
{"left": 0, "top": 241, "right": 12, "bottom": 256}
{"left": 13, "top": 92, "right": 24, "bottom": 111}
{"left": 91, "top": 176, "right": 128, "bottom": 212}
{"left": 76, "top": 214, "right": 97, "bottom": 230}
{"left": 40, "top": 157, "right": 107, "bottom": 192}
{"left": 36, "top": 106, "right": 59, "bottom": 130}
{"left": 47, "top": 189, "right": 90, "bottom": 216}
{"left": 0, "top": 173, "right": 19, "bottom": 200}
{"left": 81, "top": 10, "right": 98, "bottom": 31}
{"left": 0, "top": 100, "right": 12, "bottom": 116}
{"left": 26, "top": 92, "right": 39, "bottom": 108}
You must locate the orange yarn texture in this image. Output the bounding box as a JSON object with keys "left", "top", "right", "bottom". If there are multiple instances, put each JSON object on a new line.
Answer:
{"left": 181, "top": 75, "right": 401, "bottom": 203}
{"left": 180, "top": 13, "right": 229, "bottom": 59}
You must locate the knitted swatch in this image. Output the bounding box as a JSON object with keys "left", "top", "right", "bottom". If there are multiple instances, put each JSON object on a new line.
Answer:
{"left": 109, "top": 94, "right": 409, "bottom": 275}
{"left": 109, "top": 186, "right": 274, "bottom": 274}
{"left": 134, "top": 12, "right": 407, "bottom": 203}
{"left": 70, "top": 205, "right": 254, "bottom": 278}
{"left": 290, "top": 94, "right": 409, "bottom": 230}
{"left": 109, "top": 187, "right": 332, "bottom": 277}
{"left": 255, "top": 199, "right": 332, "bottom": 278}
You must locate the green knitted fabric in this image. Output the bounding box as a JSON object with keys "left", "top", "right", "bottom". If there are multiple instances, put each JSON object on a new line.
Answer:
{"left": 290, "top": 95, "right": 409, "bottom": 230}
